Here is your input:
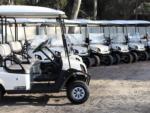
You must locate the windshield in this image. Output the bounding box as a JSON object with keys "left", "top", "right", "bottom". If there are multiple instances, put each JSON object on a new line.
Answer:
{"left": 111, "top": 33, "right": 126, "bottom": 44}
{"left": 30, "top": 35, "right": 48, "bottom": 49}
{"left": 65, "top": 34, "right": 85, "bottom": 45}
{"left": 89, "top": 33, "right": 105, "bottom": 44}
{"left": 49, "top": 38, "right": 63, "bottom": 47}
{"left": 128, "top": 33, "right": 141, "bottom": 43}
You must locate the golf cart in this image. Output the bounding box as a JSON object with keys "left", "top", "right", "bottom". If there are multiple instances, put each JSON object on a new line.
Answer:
{"left": 135, "top": 21, "right": 150, "bottom": 58}
{"left": 64, "top": 20, "right": 100, "bottom": 67}
{"left": 141, "top": 33, "right": 150, "bottom": 56}
{"left": 0, "top": 5, "right": 90, "bottom": 104}
{"left": 103, "top": 20, "right": 134, "bottom": 64}
{"left": 7, "top": 18, "right": 88, "bottom": 73}
{"left": 124, "top": 21, "right": 149, "bottom": 61}
{"left": 82, "top": 20, "right": 113, "bottom": 66}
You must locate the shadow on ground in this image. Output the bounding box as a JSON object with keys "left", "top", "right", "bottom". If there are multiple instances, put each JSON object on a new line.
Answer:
{"left": 89, "top": 61, "right": 150, "bottom": 81}
{"left": 0, "top": 95, "right": 71, "bottom": 106}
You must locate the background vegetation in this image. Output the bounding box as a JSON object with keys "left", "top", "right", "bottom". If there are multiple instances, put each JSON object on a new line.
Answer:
{"left": 0, "top": 0, "right": 149, "bottom": 20}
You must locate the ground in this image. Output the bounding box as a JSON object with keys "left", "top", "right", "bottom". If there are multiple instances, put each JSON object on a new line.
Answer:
{"left": 1, "top": 61, "right": 150, "bottom": 113}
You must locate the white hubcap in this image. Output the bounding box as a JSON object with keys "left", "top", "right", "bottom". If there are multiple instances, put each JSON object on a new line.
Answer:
{"left": 72, "top": 87, "right": 85, "bottom": 100}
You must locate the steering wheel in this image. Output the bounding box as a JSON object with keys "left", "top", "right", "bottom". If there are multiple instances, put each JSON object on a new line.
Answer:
{"left": 33, "top": 40, "right": 48, "bottom": 53}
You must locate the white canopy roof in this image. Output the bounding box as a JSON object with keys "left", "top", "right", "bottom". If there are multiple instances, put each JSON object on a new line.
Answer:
{"left": 64, "top": 19, "right": 150, "bottom": 26}
{"left": 7, "top": 18, "right": 47, "bottom": 23}
{"left": 109, "top": 20, "right": 150, "bottom": 25}
{"left": 0, "top": 5, "right": 65, "bottom": 18}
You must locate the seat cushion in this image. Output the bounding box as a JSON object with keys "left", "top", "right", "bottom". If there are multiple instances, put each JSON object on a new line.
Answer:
{"left": 0, "top": 44, "right": 11, "bottom": 57}
{"left": 9, "top": 41, "right": 22, "bottom": 53}
{"left": 8, "top": 64, "right": 32, "bottom": 74}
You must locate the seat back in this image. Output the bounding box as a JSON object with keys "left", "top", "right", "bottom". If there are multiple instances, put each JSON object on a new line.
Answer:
{"left": 0, "top": 44, "right": 11, "bottom": 57}
{"left": 9, "top": 41, "right": 22, "bottom": 53}
{"left": 65, "top": 34, "right": 85, "bottom": 45}
{"left": 89, "top": 33, "right": 105, "bottom": 44}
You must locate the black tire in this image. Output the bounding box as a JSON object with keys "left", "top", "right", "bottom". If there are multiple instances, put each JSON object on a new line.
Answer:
{"left": 122, "top": 53, "right": 133, "bottom": 63}
{"left": 131, "top": 52, "right": 139, "bottom": 62}
{"left": 0, "top": 88, "right": 5, "bottom": 101}
{"left": 148, "top": 52, "right": 150, "bottom": 60}
{"left": 83, "top": 57, "right": 90, "bottom": 68}
{"left": 92, "top": 55, "right": 101, "bottom": 66}
{"left": 102, "top": 55, "right": 113, "bottom": 66}
{"left": 112, "top": 54, "right": 121, "bottom": 65}
{"left": 139, "top": 51, "right": 149, "bottom": 61}
{"left": 67, "top": 81, "right": 89, "bottom": 104}
{"left": 88, "top": 57, "right": 94, "bottom": 67}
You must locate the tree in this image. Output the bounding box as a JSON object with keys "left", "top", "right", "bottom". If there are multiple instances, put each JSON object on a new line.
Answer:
{"left": 70, "top": 0, "right": 82, "bottom": 19}
{"left": 93, "top": 0, "right": 98, "bottom": 20}
{"left": 8, "top": 0, "right": 14, "bottom": 4}
{"left": 69, "top": 0, "right": 82, "bottom": 33}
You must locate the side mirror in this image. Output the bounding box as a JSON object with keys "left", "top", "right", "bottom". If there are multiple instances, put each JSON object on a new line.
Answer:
{"left": 55, "top": 51, "right": 61, "bottom": 57}
{"left": 85, "top": 38, "right": 91, "bottom": 44}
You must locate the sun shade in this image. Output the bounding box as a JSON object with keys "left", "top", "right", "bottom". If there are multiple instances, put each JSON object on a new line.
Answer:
{"left": 0, "top": 5, "right": 66, "bottom": 18}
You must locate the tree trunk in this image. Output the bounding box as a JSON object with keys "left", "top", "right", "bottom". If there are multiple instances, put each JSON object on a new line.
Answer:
{"left": 93, "top": 0, "right": 98, "bottom": 20}
{"left": 70, "top": 0, "right": 82, "bottom": 19}
{"left": 8, "top": 0, "right": 14, "bottom": 4}
{"left": 69, "top": 0, "right": 82, "bottom": 33}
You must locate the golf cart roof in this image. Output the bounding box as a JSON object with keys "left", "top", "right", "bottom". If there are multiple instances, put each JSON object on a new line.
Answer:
{"left": 99, "top": 20, "right": 150, "bottom": 26}
{"left": 0, "top": 5, "right": 66, "bottom": 18}
{"left": 109, "top": 20, "right": 150, "bottom": 26}
{"left": 64, "top": 19, "right": 114, "bottom": 26}
{"left": 5, "top": 18, "right": 61, "bottom": 27}
{"left": 7, "top": 18, "right": 47, "bottom": 23}
{"left": 64, "top": 19, "right": 95, "bottom": 27}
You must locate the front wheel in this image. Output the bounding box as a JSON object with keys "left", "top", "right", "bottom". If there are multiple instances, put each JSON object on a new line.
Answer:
{"left": 122, "top": 53, "right": 133, "bottom": 63}
{"left": 112, "top": 54, "right": 121, "bottom": 65}
{"left": 139, "top": 51, "right": 149, "bottom": 61}
{"left": 131, "top": 52, "right": 139, "bottom": 62}
{"left": 0, "top": 88, "right": 5, "bottom": 101}
{"left": 83, "top": 57, "right": 90, "bottom": 68}
{"left": 67, "top": 81, "right": 89, "bottom": 104}
{"left": 92, "top": 55, "right": 101, "bottom": 66}
{"left": 102, "top": 55, "right": 113, "bottom": 66}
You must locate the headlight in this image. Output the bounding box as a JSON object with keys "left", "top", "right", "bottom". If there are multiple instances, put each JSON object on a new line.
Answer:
{"left": 80, "top": 64, "right": 86, "bottom": 73}
{"left": 76, "top": 57, "right": 80, "bottom": 61}
{"left": 117, "top": 47, "right": 121, "bottom": 50}
{"left": 97, "top": 48, "right": 101, "bottom": 52}
{"left": 135, "top": 46, "right": 138, "bottom": 49}
{"left": 73, "top": 49, "right": 79, "bottom": 54}
{"left": 35, "top": 55, "right": 42, "bottom": 60}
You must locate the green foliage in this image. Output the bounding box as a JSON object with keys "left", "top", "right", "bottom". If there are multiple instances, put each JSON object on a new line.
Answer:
{"left": 0, "top": 0, "right": 149, "bottom": 19}
{"left": 15, "top": 0, "right": 26, "bottom": 4}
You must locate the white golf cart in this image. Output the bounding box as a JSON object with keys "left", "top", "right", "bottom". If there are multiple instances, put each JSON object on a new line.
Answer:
{"left": 0, "top": 5, "right": 90, "bottom": 104}
{"left": 102, "top": 20, "right": 134, "bottom": 64}
{"left": 6, "top": 18, "right": 88, "bottom": 73}
{"left": 109, "top": 33, "right": 133, "bottom": 63}
{"left": 141, "top": 33, "right": 150, "bottom": 56}
{"left": 82, "top": 20, "right": 113, "bottom": 66}
{"left": 124, "top": 21, "right": 149, "bottom": 61}
{"left": 134, "top": 21, "right": 150, "bottom": 58}
{"left": 64, "top": 20, "right": 100, "bottom": 67}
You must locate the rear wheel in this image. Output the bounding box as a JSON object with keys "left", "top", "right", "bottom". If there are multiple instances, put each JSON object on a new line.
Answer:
{"left": 148, "top": 51, "right": 150, "bottom": 60}
{"left": 83, "top": 57, "right": 90, "bottom": 68}
{"left": 83, "top": 57, "right": 96, "bottom": 67}
{"left": 67, "top": 81, "right": 89, "bottom": 104}
{"left": 0, "top": 88, "right": 5, "bottom": 101}
{"left": 102, "top": 55, "right": 113, "bottom": 66}
{"left": 92, "top": 55, "right": 100, "bottom": 66}
{"left": 139, "top": 51, "right": 149, "bottom": 61}
{"left": 112, "top": 54, "right": 120, "bottom": 65}
{"left": 122, "top": 53, "right": 133, "bottom": 63}
{"left": 131, "top": 52, "right": 139, "bottom": 62}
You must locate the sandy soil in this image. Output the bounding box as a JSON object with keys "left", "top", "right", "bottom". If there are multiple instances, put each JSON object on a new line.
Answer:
{"left": 1, "top": 61, "right": 150, "bottom": 113}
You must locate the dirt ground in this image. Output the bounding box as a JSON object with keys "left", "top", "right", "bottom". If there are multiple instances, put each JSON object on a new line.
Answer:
{"left": 1, "top": 61, "right": 150, "bottom": 113}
